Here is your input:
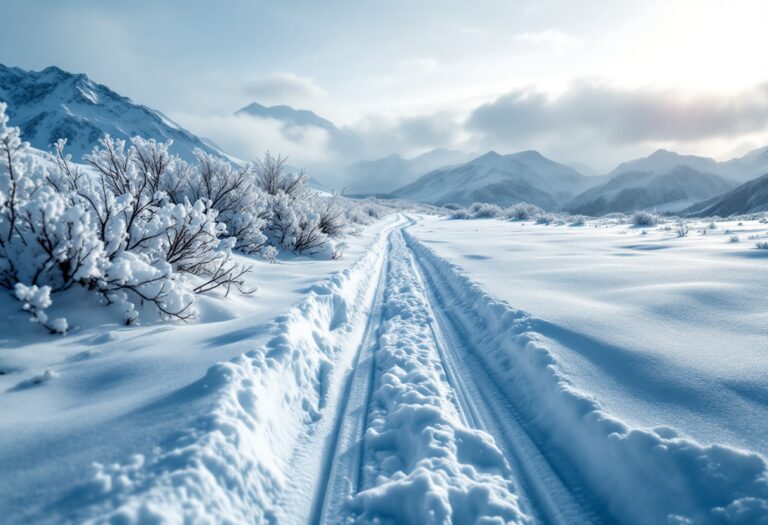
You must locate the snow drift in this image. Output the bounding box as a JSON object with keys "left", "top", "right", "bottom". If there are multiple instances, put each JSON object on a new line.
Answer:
{"left": 60, "top": 220, "right": 402, "bottom": 524}
{"left": 404, "top": 229, "right": 768, "bottom": 525}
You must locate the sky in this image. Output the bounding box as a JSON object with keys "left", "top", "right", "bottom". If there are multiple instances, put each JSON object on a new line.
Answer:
{"left": 2, "top": 0, "right": 768, "bottom": 172}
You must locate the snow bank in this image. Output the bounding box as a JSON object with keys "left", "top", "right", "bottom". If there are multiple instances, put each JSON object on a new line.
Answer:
{"left": 68, "top": 220, "right": 402, "bottom": 524}
{"left": 404, "top": 229, "right": 768, "bottom": 525}
{"left": 350, "top": 232, "right": 529, "bottom": 524}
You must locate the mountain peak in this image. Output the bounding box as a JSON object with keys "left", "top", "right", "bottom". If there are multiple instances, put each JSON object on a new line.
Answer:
{"left": 236, "top": 102, "right": 336, "bottom": 131}
{"left": 0, "top": 63, "right": 225, "bottom": 162}
{"left": 477, "top": 150, "right": 501, "bottom": 160}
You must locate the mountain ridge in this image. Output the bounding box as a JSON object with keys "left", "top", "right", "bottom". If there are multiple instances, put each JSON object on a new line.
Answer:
{"left": 0, "top": 63, "right": 226, "bottom": 162}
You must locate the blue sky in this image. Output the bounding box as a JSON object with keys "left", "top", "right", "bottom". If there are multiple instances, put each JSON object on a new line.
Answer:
{"left": 2, "top": 0, "right": 768, "bottom": 169}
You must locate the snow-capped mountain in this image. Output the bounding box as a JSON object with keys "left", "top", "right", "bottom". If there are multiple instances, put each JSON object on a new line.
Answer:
{"left": 344, "top": 148, "right": 473, "bottom": 195}
{"left": 236, "top": 102, "right": 337, "bottom": 133}
{"left": 719, "top": 146, "right": 768, "bottom": 182}
{"left": 685, "top": 173, "right": 768, "bottom": 216}
{"left": 610, "top": 148, "right": 768, "bottom": 183}
{"left": 566, "top": 165, "right": 734, "bottom": 215}
{"left": 0, "top": 64, "right": 225, "bottom": 162}
{"left": 392, "top": 150, "right": 589, "bottom": 209}
{"left": 610, "top": 149, "right": 720, "bottom": 178}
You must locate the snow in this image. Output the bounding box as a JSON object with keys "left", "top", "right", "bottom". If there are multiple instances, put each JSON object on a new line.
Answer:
{"left": 408, "top": 216, "right": 768, "bottom": 457}
{"left": 2, "top": 209, "right": 767, "bottom": 524}
{"left": 404, "top": 218, "right": 768, "bottom": 523}
{"left": 0, "top": 214, "right": 403, "bottom": 523}
{"left": 350, "top": 231, "right": 528, "bottom": 524}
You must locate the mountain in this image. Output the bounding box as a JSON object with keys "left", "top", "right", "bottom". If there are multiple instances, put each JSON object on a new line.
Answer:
{"left": 565, "top": 165, "right": 735, "bottom": 215}
{"left": 343, "top": 148, "right": 473, "bottom": 195}
{"left": 610, "top": 149, "right": 720, "bottom": 178}
{"left": 236, "top": 102, "right": 337, "bottom": 133}
{"left": 719, "top": 146, "right": 768, "bottom": 182}
{"left": 392, "top": 150, "right": 589, "bottom": 209}
{"left": 610, "top": 148, "right": 768, "bottom": 183}
{"left": 684, "top": 173, "right": 768, "bottom": 216}
{"left": 0, "top": 64, "right": 225, "bottom": 162}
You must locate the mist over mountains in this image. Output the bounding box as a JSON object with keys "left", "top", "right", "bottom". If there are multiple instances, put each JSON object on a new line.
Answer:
{"left": 2, "top": 63, "right": 767, "bottom": 216}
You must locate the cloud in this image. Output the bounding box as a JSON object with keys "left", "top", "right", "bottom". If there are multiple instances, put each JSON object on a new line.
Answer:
{"left": 467, "top": 82, "right": 768, "bottom": 146}
{"left": 174, "top": 113, "right": 332, "bottom": 165}
{"left": 514, "top": 29, "right": 578, "bottom": 47}
{"left": 241, "top": 72, "right": 327, "bottom": 104}
{"left": 337, "top": 112, "right": 462, "bottom": 160}
{"left": 397, "top": 57, "right": 439, "bottom": 72}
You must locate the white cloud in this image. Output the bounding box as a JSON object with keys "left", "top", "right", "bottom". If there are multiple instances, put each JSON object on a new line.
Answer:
{"left": 242, "top": 72, "right": 327, "bottom": 104}
{"left": 174, "top": 113, "right": 332, "bottom": 165}
{"left": 514, "top": 29, "right": 578, "bottom": 47}
{"left": 397, "top": 57, "right": 439, "bottom": 72}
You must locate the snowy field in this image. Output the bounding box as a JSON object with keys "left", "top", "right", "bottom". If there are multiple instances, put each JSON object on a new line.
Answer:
{"left": 409, "top": 216, "right": 768, "bottom": 457}
{"left": 0, "top": 215, "right": 404, "bottom": 523}
{"left": 1, "top": 212, "right": 767, "bottom": 524}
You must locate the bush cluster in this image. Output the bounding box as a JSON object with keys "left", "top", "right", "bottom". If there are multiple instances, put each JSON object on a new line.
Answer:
{"left": 0, "top": 103, "right": 366, "bottom": 330}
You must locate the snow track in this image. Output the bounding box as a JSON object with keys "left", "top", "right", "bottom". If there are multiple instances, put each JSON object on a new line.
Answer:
{"left": 65, "top": 216, "right": 768, "bottom": 525}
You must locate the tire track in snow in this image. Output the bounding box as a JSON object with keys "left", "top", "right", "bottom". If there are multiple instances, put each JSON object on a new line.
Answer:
{"left": 307, "top": 232, "right": 392, "bottom": 525}
{"left": 343, "top": 230, "right": 529, "bottom": 524}
{"left": 307, "top": 224, "right": 600, "bottom": 524}
{"left": 407, "top": 232, "right": 608, "bottom": 524}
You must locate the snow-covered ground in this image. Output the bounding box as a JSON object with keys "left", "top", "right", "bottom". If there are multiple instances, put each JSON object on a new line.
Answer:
{"left": 2, "top": 211, "right": 767, "bottom": 524}
{"left": 408, "top": 216, "right": 768, "bottom": 458}
{"left": 0, "top": 215, "right": 402, "bottom": 523}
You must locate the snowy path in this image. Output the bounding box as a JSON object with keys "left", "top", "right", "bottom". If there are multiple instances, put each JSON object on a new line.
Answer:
{"left": 295, "top": 225, "right": 599, "bottom": 524}
{"left": 29, "top": 216, "right": 766, "bottom": 524}
{"left": 278, "top": 218, "right": 768, "bottom": 525}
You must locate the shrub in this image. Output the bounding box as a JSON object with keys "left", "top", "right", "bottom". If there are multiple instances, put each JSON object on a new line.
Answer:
{"left": 0, "top": 103, "right": 250, "bottom": 328}
{"left": 676, "top": 222, "right": 689, "bottom": 237}
{"left": 254, "top": 152, "right": 307, "bottom": 198}
{"left": 756, "top": 242, "right": 768, "bottom": 249}
{"left": 186, "top": 150, "right": 268, "bottom": 254}
{"left": 261, "top": 245, "right": 278, "bottom": 263}
{"left": 468, "top": 202, "right": 503, "bottom": 218}
{"left": 729, "top": 235, "right": 740, "bottom": 243}
{"left": 505, "top": 202, "right": 543, "bottom": 221}
{"left": 632, "top": 211, "right": 659, "bottom": 227}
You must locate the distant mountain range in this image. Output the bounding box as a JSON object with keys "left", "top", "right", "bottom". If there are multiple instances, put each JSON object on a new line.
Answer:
{"left": 0, "top": 64, "right": 225, "bottom": 162}
{"left": 609, "top": 148, "right": 768, "bottom": 183}
{"left": 565, "top": 165, "right": 735, "bottom": 215}
{"left": 2, "top": 63, "right": 767, "bottom": 216}
{"left": 392, "top": 150, "right": 590, "bottom": 209}
{"left": 685, "top": 174, "right": 768, "bottom": 216}
{"left": 343, "top": 149, "right": 474, "bottom": 195}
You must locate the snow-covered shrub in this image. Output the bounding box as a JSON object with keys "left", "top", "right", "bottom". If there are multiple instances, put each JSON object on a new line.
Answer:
{"left": 676, "top": 222, "right": 689, "bottom": 237}
{"left": 14, "top": 284, "right": 68, "bottom": 333}
{"left": 469, "top": 202, "right": 503, "bottom": 218}
{"left": 315, "top": 194, "right": 348, "bottom": 239}
{"left": 345, "top": 198, "right": 388, "bottom": 226}
{"left": 729, "top": 235, "right": 740, "bottom": 243}
{"left": 632, "top": 211, "right": 660, "bottom": 227}
{"left": 505, "top": 202, "right": 543, "bottom": 221}
{"left": 186, "top": 151, "right": 268, "bottom": 254}
{"left": 0, "top": 103, "right": 250, "bottom": 329}
{"left": 449, "top": 209, "right": 473, "bottom": 220}
{"left": 331, "top": 241, "right": 348, "bottom": 260}
{"left": 755, "top": 241, "right": 768, "bottom": 249}
{"left": 253, "top": 154, "right": 349, "bottom": 257}
{"left": 254, "top": 152, "right": 307, "bottom": 198}
{"left": 261, "top": 245, "right": 278, "bottom": 263}
{"left": 536, "top": 214, "right": 556, "bottom": 225}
